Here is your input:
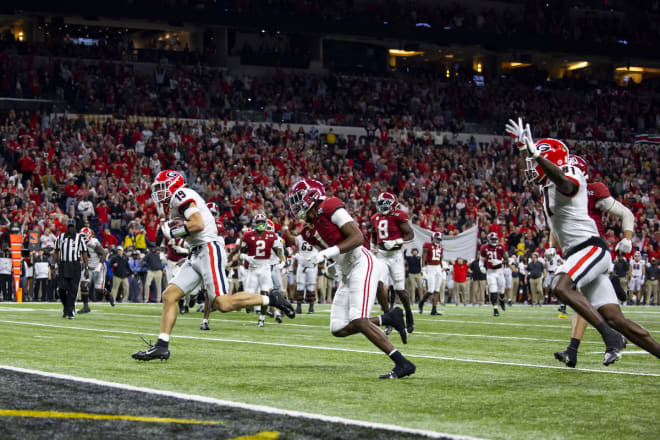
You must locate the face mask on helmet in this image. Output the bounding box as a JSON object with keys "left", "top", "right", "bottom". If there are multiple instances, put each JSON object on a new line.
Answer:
{"left": 255, "top": 221, "right": 266, "bottom": 232}
{"left": 488, "top": 233, "right": 498, "bottom": 246}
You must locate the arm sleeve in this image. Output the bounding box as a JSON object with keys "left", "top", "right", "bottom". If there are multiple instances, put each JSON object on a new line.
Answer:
{"left": 596, "top": 197, "right": 635, "bottom": 233}
{"left": 330, "top": 208, "right": 353, "bottom": 229}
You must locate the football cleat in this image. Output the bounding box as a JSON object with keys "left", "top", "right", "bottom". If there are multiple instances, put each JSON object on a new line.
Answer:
{"left": 295, "top": 303, "right": 302, "bottom": 314}
{"left": 78, "top": 305, "right": 90, "bottom": 314}
{"left": 308, "top": 304, "right": 314, "bottom": 314}
{"left": 418, "top": 301, "right": 424, "bottom": 314}
{"left": 554, "top": 349, "right": 577, "bottom": 368}
{"left": 493, "top": 309, "right": 499, "bottom": 317}
{"left": 388, "top": 307, "right": 408, "bottom": 344}
{"left": 258, "top": 320, "right": 265, "bottom": 328}
{"left": 406, "top": 312, "right": 414, "bottom": 334}
{"left": 200, "top": 321, "right": 210, "bottom": 331}
{"left": 500, "top": 300, "right": 506, "bottom": 311}
{"left": 268, "top": 291, "right": 295, "bottom": 319}
{"left": 384, "top": 325, "right": 393, "bottom": 335}
{"left": 603, "top": 334, "right": 626, "bottom": 366}
{"left": 379, "top": 360, "right": 416, "bottom": 379}
{"left": 132, "top": 339, "right": 170, "bottom": 361}
{"left": 266, "top": 308, "right": 275, "bottom": 318}
{"left": 275, "top": 314, "right": 282, "bottom": 324}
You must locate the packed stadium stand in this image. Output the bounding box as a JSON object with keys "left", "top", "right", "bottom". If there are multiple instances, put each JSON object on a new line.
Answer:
{"left": 0, "top": 0, "right": 658, "bottom": 304}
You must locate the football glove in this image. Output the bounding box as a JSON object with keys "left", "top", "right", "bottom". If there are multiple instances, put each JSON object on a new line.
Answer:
{"left": 161, "top": 223, "right": 173, "bottom": 241}
{"left": 383, "top": 238, "right": 404, "bottom": 250}
{"left": 313, "top": 245, "right": 340, "bottom": 264}
{"left": 615, "top": 238, "right": 632, "bottom": 254}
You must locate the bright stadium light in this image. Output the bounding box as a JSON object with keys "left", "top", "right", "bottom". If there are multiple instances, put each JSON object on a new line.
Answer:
{"left": 567, "top": 61, "right": 589, "bottom": 71}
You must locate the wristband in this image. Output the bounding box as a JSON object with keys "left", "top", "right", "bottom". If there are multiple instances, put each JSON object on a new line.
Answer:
{"left": 170, "top": 224, "right": 190, "bottom": 238}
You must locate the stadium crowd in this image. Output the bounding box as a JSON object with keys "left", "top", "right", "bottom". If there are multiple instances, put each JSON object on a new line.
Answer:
{"left": 0, "top": 102, "right": 658, "bottom": 304}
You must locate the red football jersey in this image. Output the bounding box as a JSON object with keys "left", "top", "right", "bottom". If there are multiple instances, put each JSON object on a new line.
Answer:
{"left": 242, "top": 230, "right": 279, "bottom": 260}
{"left": 480, "top": 244, "right": 505, "bottom": 269}
{"left": 301, "top": 197, "right": 346, "bottom": 250}
{"left": 423, "top": 242, "right": 443, "bottom": 265}
{"left": 587, "top": 181, "right": 610, "bottom": 237}
{"left": 166, "top": 238, "right": 187, "bottom": 263}
{"left": 370, "top": 210, "right": 408, "bottom": 247}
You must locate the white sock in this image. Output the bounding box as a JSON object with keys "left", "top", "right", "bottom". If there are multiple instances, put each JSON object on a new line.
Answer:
{"left": 378, "top": 316, "right": 383, "bottom": 326}
{"left": 202, "top": 319, "right": 208, "bottom": 324}
{"left": 159, "top": 333, "right": 170, "bottom": 342}
{"left": 259, "top": 314, "right": 265, "bottom": 321}
{"left": 262, "top": 296, "right": 270, "bottom": 305}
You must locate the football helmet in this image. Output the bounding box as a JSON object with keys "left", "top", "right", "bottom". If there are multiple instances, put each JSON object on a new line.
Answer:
{"left": 432, "top": 232, "right": 443, "bottom": 245}
{"left": 487, "top": 232, "right": 499, "bottom": 246}
{"left": 286, "top": 179, "right": 326, "bottom": 219}
{"left": 80, "top": 227, "right": 93, "bottom": 243}
{"left": 266, "top": 219, "right": 275, "bottom": 232}
{"left": 151, "top": 170, "right": 185, "bottom": 204}
{"left": 525, "top": 138, "right": 569, "bottom": 185}
{"left": 545, "top": 247, "right": 556, "bottom": 259}
{"left": 568, "top": 155, "right": 588, "bottom": 178}
{"left": 376, "top": 192, "right": 397, "bottom": 215}
{"left": 207, "top": 202, "right": 219, "bottom": 217}
{"left": 254, "top": 213, "right": 268, "bottom": 232}
{"left": 216, "top": 219, "right": 225, "bottom": 234}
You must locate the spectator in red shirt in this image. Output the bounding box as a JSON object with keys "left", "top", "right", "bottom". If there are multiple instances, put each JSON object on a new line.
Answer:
{"left": 102, "top": 228, "right": 119, "bottom": 248}
{"left": 453, "top": 258, "right": 469, "bottom": 305}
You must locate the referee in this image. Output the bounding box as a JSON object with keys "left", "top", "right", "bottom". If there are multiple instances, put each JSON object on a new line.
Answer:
{"left": 53, "top": 219, "right": 88, "bottom": 318}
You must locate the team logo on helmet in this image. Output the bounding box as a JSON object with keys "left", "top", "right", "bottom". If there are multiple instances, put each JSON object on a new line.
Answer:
{"left": 525, "top": 138, "right": 569, "bottom": 185}
{"left": 376, "top": 192, "right": 397, "bottom": 215}
{"left": 286, "top": 179, "right": 326, "bottom": 219}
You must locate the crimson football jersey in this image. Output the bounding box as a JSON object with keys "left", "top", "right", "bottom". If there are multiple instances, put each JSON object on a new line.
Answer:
{"left": 587, "top": 181, "right": 610, "bottom": 237}
{"left": 301, "top": 197, "right": 346, "bottom": 250}
{"left": 370, "top": 210, "right": 408, "bottom": 248}
{"left": 480, "top": 244, "right": 505, "bottom": 269}
{"left": 242, "top": 230, "right": 281, "bottom": 260}
{"left": 423, "top": 242, "right": 443, "bottom": 265}
{"left": 166, "top": 238, "right": 187, "bottom": 263}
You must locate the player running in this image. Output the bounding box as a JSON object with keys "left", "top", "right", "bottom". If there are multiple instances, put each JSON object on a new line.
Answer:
{"left": 287, "top": 179, "right": 415, "bottom": 379}
{"left": 132, "top": 171, "right": 294, "bottom": 361}
{"left": 370, "top": 192, "right": 415, "bottom": 333}
{"left": 553, "top": 155, "right": 636, "bottom": 367}
{"left": 78, "top": 226, "right": 109, "bottom": 313}
{"left": 479, "top": 232, "right": 509, "bottom": 317}
{"left": 506, "top": 118, "right": 660, "bottom": 365}
{"left": 419, "top": 232, "right": 445, "bottom": 315}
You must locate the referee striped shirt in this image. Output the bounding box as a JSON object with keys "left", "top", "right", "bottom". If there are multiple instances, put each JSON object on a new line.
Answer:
{"left": 56, "top": 232, "right": 87, "bottom": 263}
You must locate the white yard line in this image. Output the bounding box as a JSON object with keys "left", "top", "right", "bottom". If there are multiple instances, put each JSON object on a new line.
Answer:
{"left": 0, "top": 319, "right": 658, "bottom": 377}
{"left": 0, "top": 365, "right": 485, "bottom": 440}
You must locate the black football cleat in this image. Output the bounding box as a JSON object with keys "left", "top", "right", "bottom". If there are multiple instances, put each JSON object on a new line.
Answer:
{"left": 430, "top": 306, "right": 438, "bottom": 315}
{"left": 554, "top": 349, "right": 577, "bottom": 368}
{"left": 388, "top": 307, "right": 408, "bottom": 344}
{"left": 384, "top": 325, "right": 393, "bottom": 335}
{"left": 379, "top": 360, "right": 416, "bottom": 379}
{"left": 603, "top": 334, "right": 626, "bottom": 366}
{"left": 132, "top": 339, "right": 170, "bottom": 361}
{"left": 275, "top": 314, "right": 282, "bottom": 324}
{"left": 308, "top": 304, "right": 314, "bottom": 314}
{"left": 295, "top": 303, "right": 302, "bottom": 315}
{"left": 493, "top": 309, "right": 499, "bottom": 317}
{"left": 418, "top": 301, "right": 424, "bottom": 314}
{"left": 78, "top": 305, "right": 90, "bottom": 314}
{"left": 405, "top": 312, "right": 414, "bottom": 334}
{"left": 500, "top": 300, "right": 506, "bottom": 311}
{"left": 269, "top": 291, "right": 295, "bottom": 319}
{"left": 266, "top": 308, "right": 275, "bottom": 318}
{"left": 200, "top": 321, "right": 210, "bottom": 331}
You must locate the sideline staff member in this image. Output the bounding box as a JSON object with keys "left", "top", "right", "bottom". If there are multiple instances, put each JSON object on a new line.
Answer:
{"left": 54, "top": 219, "right": 88, "bottom": 318}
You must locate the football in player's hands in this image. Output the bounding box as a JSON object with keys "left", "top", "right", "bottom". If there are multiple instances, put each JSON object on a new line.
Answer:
{"left": 168, "top": 218, "right": 185, "bottom": 228}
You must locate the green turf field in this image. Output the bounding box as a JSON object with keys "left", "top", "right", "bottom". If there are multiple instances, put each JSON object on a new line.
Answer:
{"left": 0, "top": 302, "right": 659, "bottom": 439}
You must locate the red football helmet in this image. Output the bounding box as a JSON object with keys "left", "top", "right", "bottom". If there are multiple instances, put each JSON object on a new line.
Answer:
{"left": 253, "top": 213, "right": 267, "bottom": 231}
{"left": 266, "top": 219, "right": 275, "bottom": 232}
{"left": 286, "top": 179, "right": 326, "bottom": 219}
{"left": 207, "top": 202, "right": 219, "bottom": 217}
{"left": 80, "top": 227, "right": 93, "bottom": 243}
{"left": 525, "top": 138, "right": 569, "bottom": 185}
{"left": 432, "top": 232, "right": 443, "bottom": 245}
{"left": 487, "top": 232, "right": 499, "bottom": 246}
{"left": 151, "top": 170, "right": 185, "bottom": 204}
{"left": 568, "top": 155, "right": 588, "bottom": 178}
{"left": 376, "top": 192, "right": 397, "bottom": 215}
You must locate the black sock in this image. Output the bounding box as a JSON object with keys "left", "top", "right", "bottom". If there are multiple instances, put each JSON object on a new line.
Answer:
{"left": 595, "top": 321, "right": 614, "bottom": 337}
{"left": 82, "top": 294, "right": 89, "bottom": 305}
{"left": 389, "top": 349, "right": 404, "bottom": 365}
{"left": 155, "top": 339, "right": 169, "bottom": 348}
{"left": 568, "top": 337, "right": 581, "bottom": 352}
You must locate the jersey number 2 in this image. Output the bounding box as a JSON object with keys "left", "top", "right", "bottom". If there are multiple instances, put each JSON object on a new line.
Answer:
{"left": 255, "top": 240, "right": 266, "bottom": 257}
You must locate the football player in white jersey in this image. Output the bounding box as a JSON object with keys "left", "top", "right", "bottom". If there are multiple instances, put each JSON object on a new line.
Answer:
{"left": 628, "top": 251, "right": 646, "bottom": 304}
{"left": 132, "top": 170, "right": 295, "bottom": 361}
{"left": 78, "top": 227, "right": 109, "bottom": 313}
{"left": 507, "top": 118, "right": 660, "bottom": 364}
{"left": 542, "top": 247, "right": 563, "bottom": 307}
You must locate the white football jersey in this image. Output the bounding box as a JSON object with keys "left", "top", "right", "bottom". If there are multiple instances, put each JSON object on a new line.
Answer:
{"left": 87, "top": 237, "right": 104, "bottom": 269}
{"left": 630, "top": 259, "right": 644, "bottom": 277}
{"left": 169, "top": 187, "right": 218, "bottom": 247}
{"left": 544, "top": 255, "right": 562, "bottom": 273}
{"left": 541, "top": 166, "right": 598, "bottom": 253}
{"left": 295, "top": 235, "right": 318, "bottom": 266}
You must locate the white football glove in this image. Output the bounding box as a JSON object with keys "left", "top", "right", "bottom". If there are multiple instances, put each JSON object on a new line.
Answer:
{"left": 161, "top": 223, "right": 173, "bottom": 241}
{"left": 615, "top": 238, "right": 632, "bottom": 254}
{"left": 313, "top": 245, "right": 340, "bottom": 264}
{"left": 505, "top": 118, "right": 539, "bottom": 158}
{"left": 239, "top": 254, "right": 254, "bottom": 265}
{"left": 490, "top": 258, "right": 502, "bottom": 266}
{"left": 383, "top": 238, "right": 404, "bottom": 250}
